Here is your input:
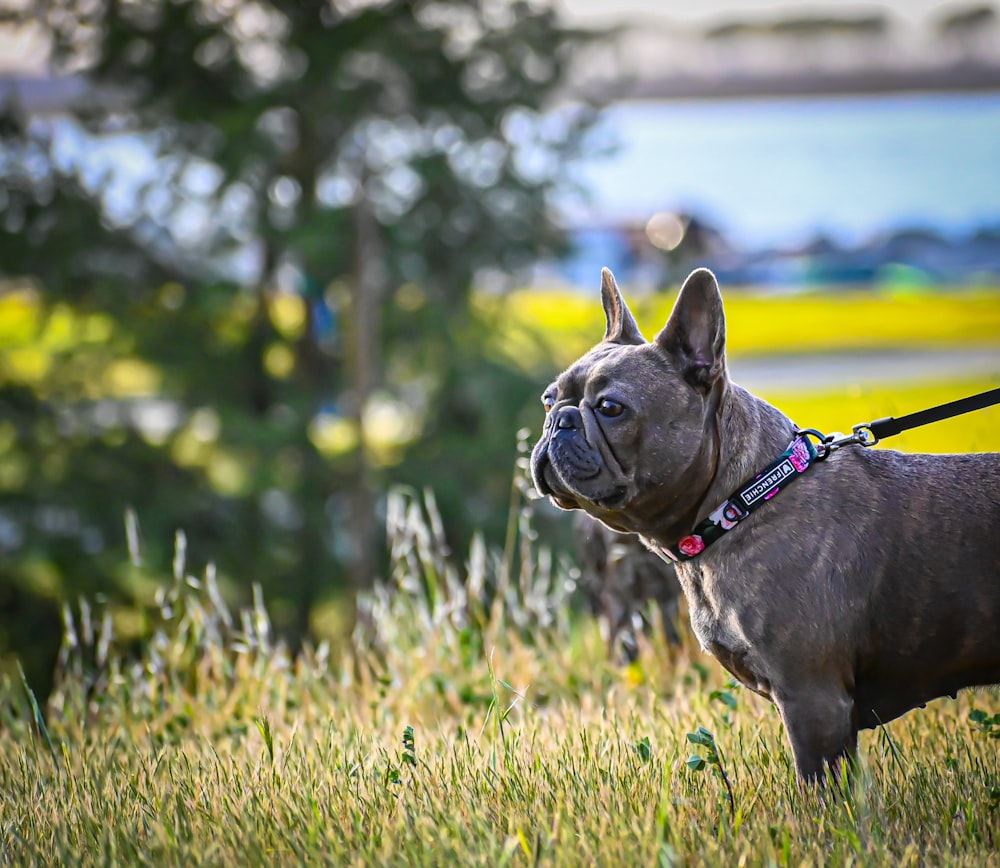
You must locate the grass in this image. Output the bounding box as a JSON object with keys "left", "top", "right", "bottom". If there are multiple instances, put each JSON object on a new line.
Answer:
{"left": 3, "top": 288, "right": 1000, "bottom": 864}
{"left": 2, "top": 482, "right": 1000, "bottom": 866}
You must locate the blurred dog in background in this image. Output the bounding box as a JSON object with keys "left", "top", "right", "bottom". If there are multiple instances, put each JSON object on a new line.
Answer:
{"left": 574, "top": 513, "right": 682, "bottom": 662}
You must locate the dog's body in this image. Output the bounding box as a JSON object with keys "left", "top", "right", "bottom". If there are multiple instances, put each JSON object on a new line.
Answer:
{"left": 574, "top": 512, "right": 682, "bottom": 661}
{"left": 531, "top": 267, "right": 1000, "bottom": 780}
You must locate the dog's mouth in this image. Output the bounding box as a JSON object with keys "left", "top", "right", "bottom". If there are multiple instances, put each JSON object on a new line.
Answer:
{"left": 531, "top": 442, "right": 629, "bottom": 513}
{"left": 530, "top": 446, "right": 556, "bottom": 497}
{"left": 532, "top": 454, "right": 579, "bottom": 509}
{"left": 593, "top": 486, "right": 628, "bottom": 510}
{"left": 550, "top": 478, "right": 628, "bottom": 514}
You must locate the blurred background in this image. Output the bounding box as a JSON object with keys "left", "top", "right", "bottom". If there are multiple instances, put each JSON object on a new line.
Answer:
{"left": 1, "top": 0, "right": 998, "bottom": 695}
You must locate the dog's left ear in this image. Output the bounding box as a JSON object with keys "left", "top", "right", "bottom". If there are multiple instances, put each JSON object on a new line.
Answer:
{"left": 601, "top": 268, "right": 645, "bottom": 345}
{"left": 655, "top": 268, "right": 727, "bottom": 390}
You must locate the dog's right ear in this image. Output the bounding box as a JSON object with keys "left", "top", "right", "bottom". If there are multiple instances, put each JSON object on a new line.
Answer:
{"left": 655, "top": 268, "right": 727, "bottom": 390}
{"left": 601, "top": 268, "right": 645, "bottom": 345}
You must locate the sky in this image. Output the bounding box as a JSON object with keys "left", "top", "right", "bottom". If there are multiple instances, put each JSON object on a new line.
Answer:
{"left": 569, "top": 93, "right": 1000, "bottom": 248}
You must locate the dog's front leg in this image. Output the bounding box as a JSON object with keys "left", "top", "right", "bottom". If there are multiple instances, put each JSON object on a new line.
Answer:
{"left": 774, "top": 686, "right": 857, "bottom": 782}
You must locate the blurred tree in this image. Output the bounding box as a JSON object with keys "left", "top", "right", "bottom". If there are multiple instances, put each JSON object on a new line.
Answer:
{"left": 0, "top": 0, "right": 597, "bottom": 692}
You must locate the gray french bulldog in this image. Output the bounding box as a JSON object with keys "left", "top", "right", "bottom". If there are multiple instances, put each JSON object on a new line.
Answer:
{"left": 530, "top": 266, "right": 1000, "bottom": 781}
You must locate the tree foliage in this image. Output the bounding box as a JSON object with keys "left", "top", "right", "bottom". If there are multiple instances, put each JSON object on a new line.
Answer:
{"left": 0, "top": 0, "right": 598, "bottom": 692}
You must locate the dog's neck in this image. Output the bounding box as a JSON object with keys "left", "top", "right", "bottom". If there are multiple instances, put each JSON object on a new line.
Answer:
{"left": 706, "top": 380, "right": 798, "bottom": 513}
{"left": 648, "top": 378, "right": 796, "bottom": 549}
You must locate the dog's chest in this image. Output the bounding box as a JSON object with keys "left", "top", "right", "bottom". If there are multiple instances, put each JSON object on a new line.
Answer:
{"left": 677, "top": 562, "right": 774, "bottom": 698}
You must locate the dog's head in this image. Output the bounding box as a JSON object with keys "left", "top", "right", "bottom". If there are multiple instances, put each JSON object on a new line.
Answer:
{"left": 529, "top": 267, "right": 729, "bottom": 538}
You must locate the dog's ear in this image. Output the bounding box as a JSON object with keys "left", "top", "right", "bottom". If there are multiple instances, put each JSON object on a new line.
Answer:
{"left": 655, "top": 268, "right": 727, "bottom": 390}
{"left": 601, "top": 267, "right": 645, "bottom": 345}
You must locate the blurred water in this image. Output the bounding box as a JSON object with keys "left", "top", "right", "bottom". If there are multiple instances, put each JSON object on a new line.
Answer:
{"left": 572, "top": 92, "right": 1000, "bottom": 249}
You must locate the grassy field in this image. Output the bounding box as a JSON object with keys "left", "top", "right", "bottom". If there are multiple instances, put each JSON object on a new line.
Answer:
{"left": 2, "top": 497, "right": 999, "bottom": 866}
{"left": 2, "top": 289, "right": 1000, "bottom": 865}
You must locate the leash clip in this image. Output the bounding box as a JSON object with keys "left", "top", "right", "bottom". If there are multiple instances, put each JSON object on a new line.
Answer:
{"left": 851, "top": 422, "right": 879, "bottom": 447}
{"left": 824, "top": 425, "right": 879, "bottom": 453}
{"left": 796, "top": 425, "right": 878, "bottom": 460}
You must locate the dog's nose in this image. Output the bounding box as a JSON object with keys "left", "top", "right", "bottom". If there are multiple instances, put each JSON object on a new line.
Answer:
{"left": 555, "top": 406, "right": 583, "bottom": 430}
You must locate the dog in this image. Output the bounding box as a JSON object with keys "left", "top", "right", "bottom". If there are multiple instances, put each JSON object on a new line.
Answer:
{"left": 530, "top": 266, "right": 1000, "bottom": 780}
{"left": 573, "top": 512, "right": 682, "bottom": 662}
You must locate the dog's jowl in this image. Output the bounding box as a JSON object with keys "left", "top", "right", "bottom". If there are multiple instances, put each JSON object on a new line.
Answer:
{"left": 530, "top": 266, "right": 1000, "bottom": 781}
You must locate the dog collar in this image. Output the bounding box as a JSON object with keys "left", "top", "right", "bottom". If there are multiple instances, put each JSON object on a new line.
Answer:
{"left": 653, "top": 434, "right": 820, "bottom": 562}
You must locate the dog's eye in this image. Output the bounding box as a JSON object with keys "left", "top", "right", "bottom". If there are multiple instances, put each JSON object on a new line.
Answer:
{"left": 596, "top": 398, "right": 624, "bottom": 418}
{"left": 542, "top": 394, "right": 555, "bottom": 413}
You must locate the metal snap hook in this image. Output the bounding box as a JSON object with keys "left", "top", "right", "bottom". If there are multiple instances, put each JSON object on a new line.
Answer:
{"left": 852, "top": 423, "right": 879, "bottom": 447}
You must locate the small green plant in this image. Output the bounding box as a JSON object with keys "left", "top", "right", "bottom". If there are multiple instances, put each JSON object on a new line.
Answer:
{"left": 634, "top": 736, "right": 653, "bottom": 763}
{"left": 402, "top": 725, "right": 417, "bottom": 768}
{"left": 481, "top": 648, "right": 526, "bottom": 772}
{"left": 969, "top": 708, "right": 1000, "bottom": 738}
{"left": 987, "top": 785, "right": 1000, "bottom": 810}
{"left": 18, "top": 661, "right": 58, "bottom": 767}
{"left": 683, "top": 661, "right": 711, "bottom": 688}
{"left": 686, "top": 725, "right": 736, "bottom": 820}
{"left": 709, "top": 683, "right": 739, "bottom": 727}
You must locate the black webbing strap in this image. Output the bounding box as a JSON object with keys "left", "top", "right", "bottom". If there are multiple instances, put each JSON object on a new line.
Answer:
{"left": 868, "top": 387, "right": 1000, "bottom": 441}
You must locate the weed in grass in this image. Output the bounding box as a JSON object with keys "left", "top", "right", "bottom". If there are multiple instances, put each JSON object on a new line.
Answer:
{"left": 685, "top": 725, "right": 736, "bottom": 822}
{"left": 970, "top": 708, "right": 1000, "bottom": 739}
{"left": 17, "top": 661, "right": 58, "bottom": 768}
{"left": 634, "top": 735, "right": 652, "bottom": 763}
{"left": 401, "top": 725, "right": 417, "bottom": 769}
{"left": 255, "top": 714, "right": 275, "bottom": 766}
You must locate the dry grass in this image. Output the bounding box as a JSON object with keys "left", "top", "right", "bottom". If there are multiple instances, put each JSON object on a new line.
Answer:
{"left": 2, "top": 484, "right": 999, "bottom": 866}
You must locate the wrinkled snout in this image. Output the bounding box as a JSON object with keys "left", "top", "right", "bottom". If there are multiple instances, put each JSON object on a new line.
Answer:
{"left": 530, "top": 403, "right": 600, "bottom": 498}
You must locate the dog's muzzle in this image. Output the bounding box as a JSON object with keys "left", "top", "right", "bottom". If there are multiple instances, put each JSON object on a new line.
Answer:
{"left": 549, "top": 407, "right": 602, "bottom": 479}
{"left": 530, "top": 404, "right": 605, "bottom": 500}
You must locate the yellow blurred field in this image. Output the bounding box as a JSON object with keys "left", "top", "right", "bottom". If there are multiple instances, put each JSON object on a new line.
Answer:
{"left": 484, "top": 287, "right": 1000, "bottom": 453}
{"left": 761, "top": 377, "right": 1000, "bottom": 454}
{"left": 484, "top": 286, "right": 1000, "bottom": 366}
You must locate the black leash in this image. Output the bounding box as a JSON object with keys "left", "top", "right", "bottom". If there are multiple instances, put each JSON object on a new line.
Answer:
{"left": 798, "top": 385, "right": 1000, "bottom": 456}
{"left": 867, "top": 386, "right": 1000, "bottom": 441}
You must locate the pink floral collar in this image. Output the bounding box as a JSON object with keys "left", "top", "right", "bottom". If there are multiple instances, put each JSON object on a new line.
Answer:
{"left": 649, "top": 434, "right": 819, "bottom": 563}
